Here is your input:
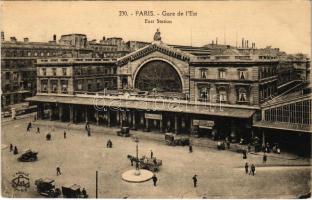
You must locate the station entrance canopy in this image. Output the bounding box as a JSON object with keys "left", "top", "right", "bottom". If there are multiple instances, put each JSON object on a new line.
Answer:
{"left": 27, "top": 95, "right": 256, "bottom": 119}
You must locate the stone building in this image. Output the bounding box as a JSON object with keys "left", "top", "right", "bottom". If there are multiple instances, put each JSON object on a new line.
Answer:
{"left": 28, "top": 31, "right": 281, "bottom": 144}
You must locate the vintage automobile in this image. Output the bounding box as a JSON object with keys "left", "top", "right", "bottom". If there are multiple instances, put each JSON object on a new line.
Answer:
{"left": 35, "top": 178, "right": 61, "bottom": 198}
{"left": 18, "top": 149, "right": 38, "bottom": 162}
{"left": 117, "top": 127, "right": 130, "bottom": 137}
{"left": 62, "top": 184, "right": 88, "bottom": 198}
{"left": 165, "top": 133, "right": 190, "bottom": 146}
{"left": 139, "top": 156, "right": 162, "bottom": 172}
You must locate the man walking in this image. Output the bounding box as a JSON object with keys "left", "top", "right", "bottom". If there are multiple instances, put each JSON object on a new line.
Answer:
{"left": 189, "top": 145, "right": 193, "bottom": 153}
{"left": 250, "top": 164, "right": 255, "bottom": 176}
{"left": 26, "top": 122, "right": 32, "bottom": 132}
{"left": 64, "top": 130, "right": 67, "bottom": 139}
{"left": 9, "top": 144, "right": 13, "bottom": 152}
{"left": 192, "top": 174, "right": 197, "bottom": 187}
{"left": 13, "top": 146, "right": 18, "bottom": 155}
{"left": 245, "top": 162, "right": 249, "bottom": 174}
{"left": 56, "top": 167, "right": 62, "bottom": 176}
{"left": 152, "top": 174, "right": 158, "bottom": 186}
{"left": 36, "top": 127, "right": 40, "bottom": 134}
{"left": 150, "top": 150, "right": 154, "bottom": 158}
{"left": 263, "top": 153, "right": 267, "bottom": 163}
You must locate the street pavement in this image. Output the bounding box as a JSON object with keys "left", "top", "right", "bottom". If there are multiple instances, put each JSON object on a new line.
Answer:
{"left": 1, "top": 116, "right": 311, "bottom": 198}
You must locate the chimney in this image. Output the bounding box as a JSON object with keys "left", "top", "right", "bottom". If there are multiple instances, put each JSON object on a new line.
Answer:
{"left": 247, "top": 40, "right": 249, "bottom": 48}
{"left": 216, "top": 37, "right": 218, "bottom": 45}
{"left": 1, "top": 31, "right": 4, "bottom": 42}
{"left": 53, "top": 34, "right": 56, "bottom": 41}
{"left": 10, "top": 37, "right": 17, "bottom": 42}
{"left": 212, "top": 40, "right": 214, "bottom": 45}
{"left": 103, "top": 36, "right": 106, "bottom": 41}
{"left": 24, "top": 37, "right": 29, "bottom": 43}
{"left": 242, "top": 38, "right": 244, "bottom": 48}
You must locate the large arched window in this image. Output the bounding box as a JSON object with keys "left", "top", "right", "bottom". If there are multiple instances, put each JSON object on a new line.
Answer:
{"left": 135, "top": 60, "right": 182, "bottom": 92}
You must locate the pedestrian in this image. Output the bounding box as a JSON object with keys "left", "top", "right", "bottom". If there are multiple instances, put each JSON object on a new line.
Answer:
{"left": 34, "top": 115, "right": 37, "bottom": 121}
{"left": 243, "top": 150, "right": 247, "bottom": 159}
{"left": 245, "top": 162, "right": 249, "bottom": 174}
{"left": 26, "top": 122, "right": 32, "bottom": 132}
{"left": 150, "top": 150, "right": 154, "bottom": 158}
{"left": 192, "top": 175, "right": 197, "bottom": 187}
{"left": 263, "top": 153, "right": 267, "bottom": 163}
{"left": 13, "top": 146, "right": 18, "bottom": 155}
{"left": 87, "top": 129, "right": 91, "bottom": 136}
{"left": 36, "top": 127, "right": 40, "bottom": 134}
{"left": 82, "top": 188, "right": 88, "bottom": 198}
{"left": 46, "top": 133, "right": 51, "bottom": 141}
{"left": 152, "top": 174, "right": 158, "bottom": 186}
{"left": 189, "top": 145, "right": 193, "bottom": 153}
{"left": 9, "top": 144, "right": 13, "bottom": 152}
{"left": 64, "top": 130, "right": 66, "bottom": 139}
{"left": 250, "top": 164, "right": 255, "bottom": 176}
{"left": 56, "top": 167, "right": 61, "bottom": 176}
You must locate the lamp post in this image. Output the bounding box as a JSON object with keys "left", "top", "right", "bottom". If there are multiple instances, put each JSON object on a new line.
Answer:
{"left": 134, "top": 138, "right": 140, "bottom": 176}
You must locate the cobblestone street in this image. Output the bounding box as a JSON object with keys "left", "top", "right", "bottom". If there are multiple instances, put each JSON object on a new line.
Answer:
{"left": 2, "top": 116, "right": 311, "bottom": 198}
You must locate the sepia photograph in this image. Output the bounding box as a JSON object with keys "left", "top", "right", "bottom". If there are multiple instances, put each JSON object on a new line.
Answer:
{"left": 1, "top": 0, "right": 311, "bottom": 198}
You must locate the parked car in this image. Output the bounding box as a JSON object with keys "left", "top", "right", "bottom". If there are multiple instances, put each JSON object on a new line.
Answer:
{"left": 117, "top": 127, "right": 130, "bottom": 137}
{"left": 18, "top": 149, "right": 38, "bottom": 162}
{"left": 62, "top": 184, "right": 87, "bottom": 198}
{"left": 165, "top": 133, "right": 190, "bottom": 146}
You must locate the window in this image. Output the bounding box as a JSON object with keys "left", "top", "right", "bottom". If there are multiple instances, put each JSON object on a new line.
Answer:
{"left": 41, "top": 80, "right": 48, "bottom": 92}
{"left": 51, "top": 81, "right": 58, "bottom": 93}
{"left": 238, "top": 88, "right": 248, "bottom": 102}
{"left": 62, "top": 68, "right": 67, "bottom": 76}
{"left": 40, "top": 52, "right": 44, "bottom": 57}
{"left": 87, "top": 80, "right": 92, "bottom": 91}
{"left": 239, "top": 70, "right": 247, "bottom": 79}
{"left": 77, "top": 80, "right": 83, "bottom": 90}
{"left": 47, "top": 52, "right": 50, "bottom": 56}
{"left": 27, "top": 52, "right": 31, "bottom": 56}
{"left": 218, "top": 87, "right": 227, "bottom": 102}
{"left": 5, "top": 72, "right": 10, "bottom": 80}
{"left": 42, "top": 68, "right": 46, "bottom": 76}
{"left": 12, "top": 73, "right": 18, "bottom": 80}
{"left": 199, "top": 86, "right": 209, "bottom": 101}
{"left": 61, "top": 80, "right": 68, "bottom": 93}
{"left": 219, "top": 70, "right": 226, "bottom": 79}
{"left": 34, "top": 52, "right": 38, "bottom": 56}
{"left": 200, "top": 69, "right": 207, "bottom": 79}
{"left": 96, "top": 79, "right": 102, "bottom": 89}
{"left": 52, "top": 68, "right": 57, "bottom": 76}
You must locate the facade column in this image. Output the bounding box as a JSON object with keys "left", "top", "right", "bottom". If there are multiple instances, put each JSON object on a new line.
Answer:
{"left": 159, "top": 119, "right": 163, "bottom": 133}
{"left": 59, "top": 104, "right": 63, "bottom": 121}
{"left": 145, "top": 118, "right": 149, "bottom": 131}
{"left": 132, "top": 111, "right": 136, "bottom": 130}
{"left": 96, "top": 110, "right": 99, "bottom": 125}
{"left": 69, "top": 105, "right": 74, "bottom": 123}
{"left": 174, "top": 114, "right": 178, "bottom": 134}
{"left": 49, "top": 104, "right": 52, "bottom": 121}
{"left": 262, "top": 129, "right": 265, "bottom": 146}
{"left": 120, "top": 111, "right": 124, "bottom": 127}
{"left": 107, "top": 109, "right": 111, "bottom": 127}
{"left": 116, "top": 110, "right": 120, "bottom": 126}
{"left": 85, "top": 106, "right": 88, "bottom": 122}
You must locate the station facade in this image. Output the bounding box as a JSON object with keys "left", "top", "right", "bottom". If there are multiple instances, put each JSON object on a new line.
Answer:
{"left": 27, "top": 32, "right": 283, "bottom": 144}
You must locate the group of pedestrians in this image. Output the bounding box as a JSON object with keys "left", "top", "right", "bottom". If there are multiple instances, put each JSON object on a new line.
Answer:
{"left": 244, "top": 162, "right": 256, "bottom": 176}
{"left": 9, "top": 143, "right": 19, "bottom": 155}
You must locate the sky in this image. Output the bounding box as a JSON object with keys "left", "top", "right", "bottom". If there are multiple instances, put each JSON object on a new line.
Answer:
{"left": 1, "top": 1, "right": 311, "bottom": 55}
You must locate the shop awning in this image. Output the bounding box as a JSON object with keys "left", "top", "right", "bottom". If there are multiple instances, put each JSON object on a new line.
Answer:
{"left": 253, "top": 121, "right": 312, "bottom": 133}
{"left": 26, "top": 95, "right": 256, "bottom": 119}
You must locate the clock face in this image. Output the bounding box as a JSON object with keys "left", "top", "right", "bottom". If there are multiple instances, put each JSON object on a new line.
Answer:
{"left": 135, "top": 60, "right": 182, "bottom": 92}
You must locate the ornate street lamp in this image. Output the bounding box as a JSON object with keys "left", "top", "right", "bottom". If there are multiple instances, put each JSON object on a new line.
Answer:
{"left": 134, "top": 137, "right": 140, "bottom": 176}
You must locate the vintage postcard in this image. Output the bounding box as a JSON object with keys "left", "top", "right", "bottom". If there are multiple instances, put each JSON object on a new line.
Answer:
{"left": 1, "top": 0, "right": 311, "bottom": 198}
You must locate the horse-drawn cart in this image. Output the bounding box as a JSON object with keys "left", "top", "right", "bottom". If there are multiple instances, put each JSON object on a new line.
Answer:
{"left": 127, "top": 155, "right": 162, "bottom": 172}
{"left": 165, "top": 133, "right": 190, "bottom": 146}
{"left": 35, "top": 178, "right": 61, "bottom": 198}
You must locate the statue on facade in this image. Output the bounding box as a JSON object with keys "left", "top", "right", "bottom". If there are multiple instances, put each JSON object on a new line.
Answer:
{"left": 153, "top": 29, "right": 161, "bottom": 41}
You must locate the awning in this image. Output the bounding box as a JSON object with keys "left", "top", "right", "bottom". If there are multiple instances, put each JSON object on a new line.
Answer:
{"left": 26, "top": 95, "right": 256, "bottom": 119}
{"left": 253, "top": 121, "right": 312, "bottom": 133}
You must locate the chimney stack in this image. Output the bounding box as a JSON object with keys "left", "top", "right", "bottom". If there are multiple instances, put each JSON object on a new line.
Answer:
{"left": 212, "top": 40, "right": 214, "bottom": 45}
{"left": 216, "top": 37, "right": 218, "bottom": 45}
{"left": 10, "top": 37, "right": 17, "bottom": 42}
{"left": 103, "top": 36, "right": 106, "bottom": 41}
{"left": 1, "top": 31, "right": 4, "bottom": 42}
{"left": 247, "top": 40, "right": 249, "bottom": 48}
{"left": 53, "top": 34, "right": 56, "bottom": 41}
{"left": 24, "top": 38, "right": 29, "bottom": 43}
{"left": 242, "top": 38, "right": 244, "bottom": 48}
